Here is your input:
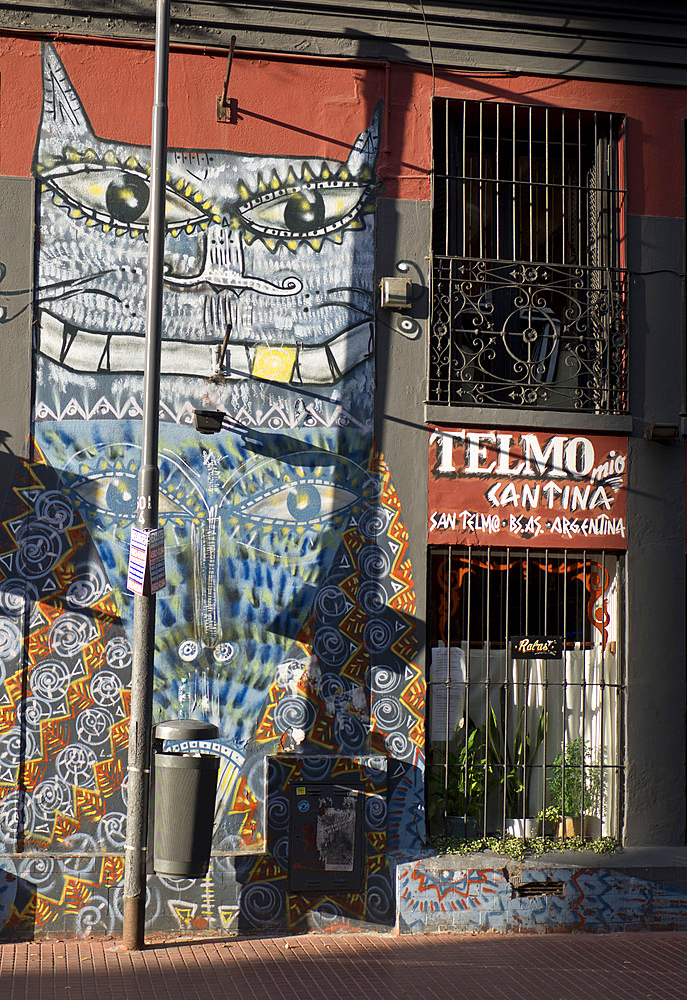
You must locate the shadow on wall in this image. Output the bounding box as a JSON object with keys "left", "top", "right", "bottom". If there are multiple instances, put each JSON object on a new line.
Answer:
{"left": 0, "top": 866, "right": 36, "bottom": 941}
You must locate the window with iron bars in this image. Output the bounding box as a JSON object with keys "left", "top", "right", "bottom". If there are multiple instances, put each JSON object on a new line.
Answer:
{"left": 429, "top": 100, "right": 628, "bottom": 411}
{"left": 427, "top": 547, "right": 624, "bottom": 840}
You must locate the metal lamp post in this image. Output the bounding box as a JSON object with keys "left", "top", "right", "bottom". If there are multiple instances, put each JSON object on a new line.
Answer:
{"left": 122, "top": 0, "right": 170, "bottom": 951}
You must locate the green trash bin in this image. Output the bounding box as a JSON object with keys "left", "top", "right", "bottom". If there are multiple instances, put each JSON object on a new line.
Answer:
{"left": 151, "top": 719, "right": 220, "bottom": 878}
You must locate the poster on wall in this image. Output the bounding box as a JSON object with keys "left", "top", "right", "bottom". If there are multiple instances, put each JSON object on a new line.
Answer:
{"left": 428, "top": 427, "right": 628, "bottom": 549}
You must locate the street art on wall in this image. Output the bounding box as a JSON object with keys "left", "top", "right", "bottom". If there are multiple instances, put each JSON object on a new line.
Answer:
{"left": 396, "top": 859, "right": 687, "bottom": 934}
{"left": 0, "top": 43, "right": 424, "bottom": 937}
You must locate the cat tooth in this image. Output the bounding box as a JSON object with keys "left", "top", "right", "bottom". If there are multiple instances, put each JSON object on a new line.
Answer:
{"left": 309, "top": 238, "right": 322, "bottom": 252}
{"left": 338, "top": 167, "right": 350, "bottom": 181}
{"left": 242, "top": 232, "right": 255, "bottom": 245}
{"left": 212, "top": 214, "right": 222, "bottom": 224}
{"left": 115, "top": 228, "right": 126, "bottom": 236}
{"left": 193, "top": 192, "right": 204, "bottom": 203}
{"left": 104, "top": 151, "right": 118, "bottom": 166}
{"left": 84, "top": 148, "right": 97, "bottom": 162}
{"left": 184, "top": 184, "right": 194, "bottom": 197}
{"left": 69, "top": 208, "right": 83, "bottom": 219}
{"left": 185, "top": 223, "right": 195, "bottom": 234}
{"left": 175, "top": 178, "right": 185, "bottom": 191}
{"left": 320, "top": 163, "right": 331, "bottom": 180}
{"left": 285, "top": 167, "right": 297, "bottom": 186}
{"left": 287, "top": 240, "right": 299, "bottom": 252}
{"left": 130, "top": 230, "right": 140, "bottom": 239}
{"left": 301, "top": 163, "right": 314, "bottom": 182}
{"left": 102, "top": 223, "right": 111, "bottom": 233}
{"left": 64, "top": 145, "right": 80, "bottom": 163}
{"left": 200, "top": 222, "right": 208, "bottom": 231}
{"left": 237, "top": 181, "right": 250, "bottom": 200}
{"left": 257, "top": 173, "right": 267, "bottom": 192}
{"left": 264, "top": 238, "right": 278, "bottom": 252}
{"left": 331, "top": 232, "right": 344, "bottom": 244}
{"left": 202, "top": 199, "right": 213, "bottom": 210}
{"left": 126, "top": 156, "right": 139, "bottom": 169}
{"left": 170, "top": 228, "right": 179, "bottom": 237}
{"left": 269, "top": 171, "right": 281, "bottom": 190}
{"left": 86, "top": 218, "right": 97, "bottom": 227}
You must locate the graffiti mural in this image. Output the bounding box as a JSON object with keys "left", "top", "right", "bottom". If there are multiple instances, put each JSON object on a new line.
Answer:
{"left": 397, "top": 859, "right": 687, "bottom": 934}
{"left": 0, "top": 42, "right": 425, "bottom": 936}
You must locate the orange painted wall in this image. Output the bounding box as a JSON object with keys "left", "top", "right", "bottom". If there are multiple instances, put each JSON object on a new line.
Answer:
{"left": 2, "top": 34, "right": 686, "bottom": 217}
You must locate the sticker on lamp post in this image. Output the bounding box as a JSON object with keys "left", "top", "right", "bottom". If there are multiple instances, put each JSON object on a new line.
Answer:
{"left": 127, "top": 527, "right": 166, "bottom": 595}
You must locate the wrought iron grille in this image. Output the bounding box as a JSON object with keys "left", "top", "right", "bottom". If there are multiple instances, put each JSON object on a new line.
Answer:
{"left": 427, "top": 547, "right": 624, "bottom": 840}
{"left": 430, "top": 101, "right": 628, "bottom": 411}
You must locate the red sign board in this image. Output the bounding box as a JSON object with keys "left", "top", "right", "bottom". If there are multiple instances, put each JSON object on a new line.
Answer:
{"left": 428, "top": 427, "right": 628, "bottom": 549}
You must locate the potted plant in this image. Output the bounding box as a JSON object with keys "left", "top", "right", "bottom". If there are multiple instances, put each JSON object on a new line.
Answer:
{"left": 428, "top": 718, "right": 495, "bottom": 838}
{"left": 547, "top": 737, "right": 603, "bottom": 838}
{"left": 486, "top": 695, "right": 547, "bottom": 839}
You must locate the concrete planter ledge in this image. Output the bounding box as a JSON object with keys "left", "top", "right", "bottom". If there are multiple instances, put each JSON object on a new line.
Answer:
{"left": 396, "top": 847, "right": 687, "bottom": 934}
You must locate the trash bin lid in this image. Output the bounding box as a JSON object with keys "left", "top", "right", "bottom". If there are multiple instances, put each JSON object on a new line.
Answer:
{"left": 154, "top": 719, "right": 219, "bottom": 741}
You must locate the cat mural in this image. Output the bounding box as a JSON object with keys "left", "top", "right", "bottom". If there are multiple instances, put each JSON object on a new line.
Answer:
{"left": 0, "top": 43, "right": 424, "bottom": 935}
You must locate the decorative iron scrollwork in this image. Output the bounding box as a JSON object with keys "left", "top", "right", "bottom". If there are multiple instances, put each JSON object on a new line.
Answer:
{"left": 429, "top": 257, "right": 628, "bottom": 412}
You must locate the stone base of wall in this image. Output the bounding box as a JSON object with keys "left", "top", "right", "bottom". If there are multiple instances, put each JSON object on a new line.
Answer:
{"left": 396, "top": 849, "right": 687, "bottom": 934}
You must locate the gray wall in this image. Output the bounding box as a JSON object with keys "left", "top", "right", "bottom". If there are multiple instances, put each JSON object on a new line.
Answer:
{"left": 625, "top": 214, "right": 686, "bottom": 844}
{"left": 374, "top": 198, "right": 430, "bottom": 638}
{"left": 0, "top": 177, "right": 34, "bottom": 515}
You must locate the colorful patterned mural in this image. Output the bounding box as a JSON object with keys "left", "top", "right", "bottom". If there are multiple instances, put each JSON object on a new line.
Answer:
{"left": 0, "top": 42, "right": 425, "bottom": 937}
{"left": 397, "top": 859, "right": 687, "bottom": 934}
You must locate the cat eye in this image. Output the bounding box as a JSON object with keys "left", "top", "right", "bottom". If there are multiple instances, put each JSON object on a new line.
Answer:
{"left": 71, "top": 474, "right": 189, "bottom": 520}
{"left": 234, "top": 480, "right": 358, "bottom": 526}
{"left": 233, "top": 168, "right": 375, "bottom": 251}
{"left": 39, "top": 162, "right": 216, "bottom": 237}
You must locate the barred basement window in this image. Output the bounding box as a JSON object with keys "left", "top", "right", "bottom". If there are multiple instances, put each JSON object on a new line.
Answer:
{"left": 427, "top": 548, "right": 624, "bottom": 840}
{"left": 430, "top": 101, "right": 628, "bottom": 411}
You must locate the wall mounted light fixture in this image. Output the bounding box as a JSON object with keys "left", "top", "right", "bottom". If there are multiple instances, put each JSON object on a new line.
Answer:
{"left": 193, "top": 409, "right": 226, "bottom": 434}
{"left": 644, "top": 423, "right": 680, "bottom": 443}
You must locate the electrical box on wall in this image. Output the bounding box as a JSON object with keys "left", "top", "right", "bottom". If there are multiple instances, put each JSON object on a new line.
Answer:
{"left": 288, "top": 779, "right": 365, "bottom": 892}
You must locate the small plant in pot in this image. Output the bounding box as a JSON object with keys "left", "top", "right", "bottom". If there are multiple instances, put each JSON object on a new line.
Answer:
{"left": 547, "top": 737, "right": 603, "bottom": 838}
{"left": 428, "top": 718, "right": 494, "bottom": 838}
{"left": 486, "top": 695, "right": 547, "bottom": 839}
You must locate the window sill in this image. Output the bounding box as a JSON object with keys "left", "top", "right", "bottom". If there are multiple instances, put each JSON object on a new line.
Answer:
{"left": 424, "top": 404, "right": 633, "bottom": 434}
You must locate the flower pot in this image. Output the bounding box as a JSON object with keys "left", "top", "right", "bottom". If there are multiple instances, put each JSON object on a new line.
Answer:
{"left": 557, "top": 816, "right": 587, "bottom": 838}
{"left": 505, "top": 818, "right": 538, "bottom": 839}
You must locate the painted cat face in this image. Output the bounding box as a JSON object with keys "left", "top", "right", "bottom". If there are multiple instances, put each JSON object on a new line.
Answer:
{"left": 30, "top": 44, "right": 381, "bottom": 757}
{"left": 34, "top": 44, "right": 379, "bottom": 385}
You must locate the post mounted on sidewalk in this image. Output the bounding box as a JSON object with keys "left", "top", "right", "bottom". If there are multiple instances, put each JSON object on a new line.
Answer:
{"left": 122, "top": 0, "right": 170, "bottom": 952}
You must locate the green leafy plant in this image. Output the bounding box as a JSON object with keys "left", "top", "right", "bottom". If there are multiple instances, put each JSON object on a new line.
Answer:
{"left": 428, "top": 833, "right": 619, "bottom": 861}
{"left": 428, "top": 718, "right": 496, "bottom": 825}
{"left": 486, "top": 697, "right": 547, "bottom": 819}
{"left": 537, "top": 805, "right": 561, "bottom": 823}
{"left": 548, "top": 737, "right": 603, "bottom": 819}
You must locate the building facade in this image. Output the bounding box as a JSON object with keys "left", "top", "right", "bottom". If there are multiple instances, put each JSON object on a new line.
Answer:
{"left": 0, "top": 2, "right": 685, "bottom": 937}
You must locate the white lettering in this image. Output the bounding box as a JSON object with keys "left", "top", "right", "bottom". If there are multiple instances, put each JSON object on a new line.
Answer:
{"left": 465, "top": 431, "right": 497, "bottom": 474}
{"left": 564, "top": 437, "right": 594, "bottom": 477}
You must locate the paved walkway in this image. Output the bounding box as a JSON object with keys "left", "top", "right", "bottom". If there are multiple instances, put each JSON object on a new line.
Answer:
{"left": 2, "top": 930, "right": 685, "bottom": 1000}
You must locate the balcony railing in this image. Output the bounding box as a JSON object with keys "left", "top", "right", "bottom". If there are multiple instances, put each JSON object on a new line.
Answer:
{"left": 429, "top": 256, "right": 628, "bottom": 412}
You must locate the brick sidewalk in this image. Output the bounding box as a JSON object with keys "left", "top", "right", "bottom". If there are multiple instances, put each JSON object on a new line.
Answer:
{"left": 2, "top": 931, "right": 686, "bottom": 1000}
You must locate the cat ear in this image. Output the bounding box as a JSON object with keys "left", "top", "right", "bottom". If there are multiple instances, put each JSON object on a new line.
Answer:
{"left": 35, "top": 43, "right": 97, "bottom": 162}
{"left": 346, "top": 99, "right": 382, "bottom": 175}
